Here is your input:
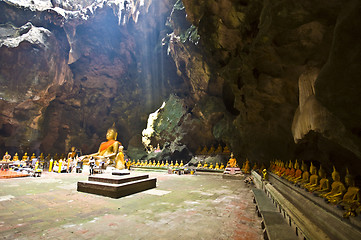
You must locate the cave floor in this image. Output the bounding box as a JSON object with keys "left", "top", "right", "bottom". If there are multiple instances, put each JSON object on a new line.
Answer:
{"left": 0, "top": 170, "right": 262, "bottom": 240}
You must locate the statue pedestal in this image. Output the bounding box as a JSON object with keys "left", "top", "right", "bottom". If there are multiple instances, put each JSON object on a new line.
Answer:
{"left": 222, "top": 167, "right": 243, "bottom": 180}
{"left": 77, "top": 174, "right": 156, "bottom": 198}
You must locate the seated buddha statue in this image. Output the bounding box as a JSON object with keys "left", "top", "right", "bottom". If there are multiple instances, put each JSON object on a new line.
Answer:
{"left": 309, "top": 165, "right": 329, "bottom": 193}
{"left": 226, "top": 153, "right": 238, "bottom": 168}
{"left": 242, "top": 159, "right": 250, "bottom": 174}
{"left": 180, "top": 160, "right": 184, "bottom": 167}
{"left": 197, "top": 161, "right": 202, "bottom": 168}
{"left": 22, "top": 152, "right": 29, "bottom": 161}
{"left": 277, "top": 162, "right": 287, "bottom": 176}
{"left": 283, "top": 160, "right": 293, "bottom": 178}
{"left": 220, "top": 163, "right": 225, "bottom": 170}
{"left": 85, "top": 123, "right": 122, "bottom": 163}
{"left": 215, "top": 163, "right": 220, "bottom": 170}
{"left": 208, "top": 145, "right": 215, "bottom": 155}
{"left": 321, "top": 166, "right": 346, "bottom": 204}
{"left": 2, "top": 152, "right": 11, "bottom": 162}
{"left": 223, "top": 145, "right": 231, "bottom": 155}
{"left": 288, "top": 160, "right": 302, "bottom": 182}
{"left": 252, "top": 163, "right": 258, "bottom": 171}
{"left": 201, "top": 146, "right": 209, "bottom": 155}
{"left": 295, "top": 161, "right": 309, "bottom": 185}
{"left": 203, "top": 161, "right": 208, "bottom": 168}
{"left": 209, "top": 163, "right": 214, "bottom": 169}
{"left": 214, "top": 144, "right": 222, "bottom": 154}
{"left": 160, "top": 161, "right": 164, "bottom": 168}
{"left": 31, "top": 153, "right": 36, "bottom": 160}
{"left": 337, "top": 169, "right": 360, "bottom": 217}
{"left": 13, "top": 153, "right": 19, "bottom": 161}
{"left": 304, "top": 163, "right": 318, "bottom": 190}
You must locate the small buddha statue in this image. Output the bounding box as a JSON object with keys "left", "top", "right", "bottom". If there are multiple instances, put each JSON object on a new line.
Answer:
{"left": 243, "top": 159, "right": 250, "bottom": 174}
{"left": 31, "top": 153, "right": 36, "bottom": 160}
{"left": 165, "top": 160, "right": 169, "bottom": 167}
{"left": 337, "top": 169, "right": 360, "bottom": 217}
{"left": 175, "top": 160, "right": 179, "bottom": 167}
{"left": 214, "top": 144, "right": 222, "bottom": 154}
{"left": 170, "top": 161, "right": 174, "bottom": 168}
{"left": 152, "top": 160, "right": 156, "bottom": 167}
{"left": 155, "top": 144, "right": 161, "bottom": 153}
{"left": 304, "top": 163, "right": 318, "bottom": 191}
{"left": 215, "top": 163, "right": 220, "bottom": 170}
{"left": 223, "top": 145, "right": 231, "bottom": 154}
{"left": 136, "top": 159, "right": 141, "bottom": 166}
{"left": 115, "top": 146, "right": 125, "bottom": 170}
{"left": 226, "top": 153, "right": 238, "bottom": 168}
{"left": 200, "top": 146, "right": 208, "bottom": 155}
{"left": 22, "top": 152, "right": 29, "bottom": 161}
{"left": 208, "top": 145, "right": 215, "bottom": 155}
{"left": 39, "top": 153, "right": 45, "bottom": 162}
{"left": 13, "top": 153, "right": 19, "bottom": 161}
{"left": 289, "top": 160, "right": 302, "bottom": 183}
{"left": 85, "top": 123, "right": 122, "bottom": 163}
{"left": 285, "top": 160, "right": 296, "bottom": 179}
{"left": 321, "top": 166, "right": 346, "bottom": 204}
{"left": 296, "top": 161, "right": 310, "bottom": 185}
{"left": 197, "top": 161, "right": 202, "bottom": 168}
{"left": 252, "top": 163, "right": 258, "bottom": 171}
{"left": 203, "top": 162, "right": 208, "bottom": 168}
{"left": 156, "top": 161, "right": 160, "bottom": 167}
{"left": 160, "top": 161, "right": 164, "bottom": 168}
{"left": 2, "top": 152, "right": 11, "bottom": 162}
{"left": 220, "top": 163, "right": 225, "bottom": 170}
{"left": 180, "top": 160, "right": 184, "bottom": 167}
{"left": 209, "top": 163, "right": 214, "bottom": 169}
{"left": 309, "top": 165, "right": 329, "bottom": 193}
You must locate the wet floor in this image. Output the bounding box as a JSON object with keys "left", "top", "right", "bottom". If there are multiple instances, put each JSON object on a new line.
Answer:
{"left": 0, "top": 170, "right": 263, "bottom": 240}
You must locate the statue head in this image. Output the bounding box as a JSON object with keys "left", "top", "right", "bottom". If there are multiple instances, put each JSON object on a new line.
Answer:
{"left": 344, "top": 168, "right": 354, "bottom": 187}
{"left": 294, "top": 160, "right": 299, "bottom": 170}
{"left": 332, "top": 166, "right": 340, "bottom": 181}
{"left": 310, "top": 162, "right": 317, "bottom": 175}
{"left": 230, "top": 152, "right": 234, "bottom": 158}
{"left": 318, "top": 165, "right": 326, "bottom": 178}
{"left": 106, "top": 123, "right": 118, "bottom": 141}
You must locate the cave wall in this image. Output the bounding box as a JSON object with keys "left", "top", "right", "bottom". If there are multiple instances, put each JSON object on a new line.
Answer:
{"left": 0, "top": 0, "right": 361, "bottom": 177}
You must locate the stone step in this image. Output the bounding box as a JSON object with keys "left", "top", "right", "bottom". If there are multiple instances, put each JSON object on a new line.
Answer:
{"left": 88, "top": 174, "right": 149, "bottom": 184}
{"left": 77, "top": 177, "right": 157, "bottom": 198}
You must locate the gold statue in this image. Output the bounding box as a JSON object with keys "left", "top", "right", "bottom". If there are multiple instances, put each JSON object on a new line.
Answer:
{"left": 215, "top": 163, "right": 220, "bottom": 170}
{"left": 200, "top": 146, "right": 208, "bottom": 155}
{"left": 226, "top": 153, "right": 238, "bottom": 168}
{"left": 309, "top": 165, "right": 328, "bottom": 193}
{"left": 242, "top": 158, "right": 250, "bottom": 174}
{"left": 197, "top": 161, "right": 202, "bottom": 168}
{"left": 214, "top": 144, "right": 222, "bottom": 154}
{"left": 338, "top": 169, "right": 360, "bottom": 217}
{"left": 86, "top": 123, "right": 122, "bottom": 163}
{"left": 208, "top": 145, "right": 215, "bottom": 155}
{"left": 2, "top": 152, "right": 11, "bottom": 161}
{"left": 22, "top": 152, "right": 29, "bottom": 161}
{"left": 31, "top": 153, "right": 36, "bottom": 160}
{"left": 262, "top": 169, "right": 269, "bottom": 181}
{"left": 223, "top": 145, "right": 231, "bottom": 154}
{"left": 115, "top": 146, "right": 125, "bottom": 170}
{"left": 304, "top": 163, "right": 318, "bottom": 191}
{"left": 13, "top": 153, "right": 19, "bottom": 161}
{"left": 195, "top": 146, "right": 202, "bottom": 155}
{"left": 321, "top": 166, "right": 346, "bottom": 204}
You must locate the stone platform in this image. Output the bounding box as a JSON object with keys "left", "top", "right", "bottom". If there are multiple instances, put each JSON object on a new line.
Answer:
{"left": 77, "top": 174, "right": 156, "bottom": 198}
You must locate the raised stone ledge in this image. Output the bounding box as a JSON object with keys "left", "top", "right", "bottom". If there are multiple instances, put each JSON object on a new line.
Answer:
{"left": 252, "top": 171, "right": 361, "bottom": 240}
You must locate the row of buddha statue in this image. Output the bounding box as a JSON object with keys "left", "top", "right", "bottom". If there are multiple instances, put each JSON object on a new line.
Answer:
{"left": 129, "top": 159, "right": 184, "bottom": 168}
{"left": 1, "top": 152, "right": 46, "bottom": 162}
{"left": 195, "top": 144, "right": 231, "bottom": 155}
{"left": 270, "top": 160, "right": 360, "bottom": 218}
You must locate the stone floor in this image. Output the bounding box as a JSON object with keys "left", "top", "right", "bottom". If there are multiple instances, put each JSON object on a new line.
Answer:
{"left": 0, "top": 170, "right": 263, "bottom": 240}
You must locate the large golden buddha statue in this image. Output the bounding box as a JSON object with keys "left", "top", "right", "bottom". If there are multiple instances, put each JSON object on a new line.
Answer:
{"left": 226, "top": 153, "right": 238, "bottom": 168}
{"left": 85, "top": 123, "right": 122, "bottom": 163}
